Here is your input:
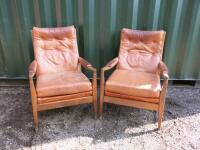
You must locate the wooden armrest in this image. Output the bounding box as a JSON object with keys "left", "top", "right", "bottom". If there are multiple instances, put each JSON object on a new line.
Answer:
{"left": 159, "top": 61, "right": 169, "bottom": 80}
{"left": 101, "top": 57, "right": 118, "bottom": 87}
{"left": 79, "top": 57, "right": 96, "bottom": 72}
{"left": 162, "top": 72, "right": 169, "bottom": 80}
{"left": 29, "top": 60, "right": 37, "bottom": 78}
{"left": 102, "top": 57, "right": 118, "bottom": 71}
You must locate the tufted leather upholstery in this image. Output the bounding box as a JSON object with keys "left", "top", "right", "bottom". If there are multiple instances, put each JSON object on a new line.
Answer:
{"left": 32, "top": 26, "right": 93, "bottom": 98}
{"left": 117, "top": 29, "right": 166, "bottom": 73}
{"left": 32, "top": 26, "right": 79, "bottom": 75}
{"left": 105, "top": 28, "right": 166, "bottom": 99}
{"left": 105, "top": 70, "right": 161, "bottom": 98}
{"left": 101, "top": 29, "right": 168, "bottom": 129}
{"left": 30, "top": 26, "right": 98, "bottom": 129}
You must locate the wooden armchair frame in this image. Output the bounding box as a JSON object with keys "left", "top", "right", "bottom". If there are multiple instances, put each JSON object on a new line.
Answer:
{"left": 100, "top": 57, "right": 168, "bottom": 129}
{"left": 29, "top": 57, "right": 97, "bottom": 129}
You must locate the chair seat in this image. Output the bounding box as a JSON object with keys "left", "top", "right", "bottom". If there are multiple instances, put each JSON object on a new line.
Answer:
{"left": 105, "top": 70, "right": 161, "bottom": 98}
{"left": 36, "top": 71, "right": 92, "bottom": 97}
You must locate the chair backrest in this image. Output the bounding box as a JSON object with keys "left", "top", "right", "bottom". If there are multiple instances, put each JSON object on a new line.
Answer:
{"left": 117, "top": 28, "right": 166, "bottom": 73}
{"left": 32, "top": 26, "right": 79, "bottom": 75}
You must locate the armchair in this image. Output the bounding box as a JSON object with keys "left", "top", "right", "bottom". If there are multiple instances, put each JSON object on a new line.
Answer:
{"left": 100, "top": 29, "right": 168, "bottom": 129}
{"left": 29, "top": 26, "right": 97, "bottom": 129}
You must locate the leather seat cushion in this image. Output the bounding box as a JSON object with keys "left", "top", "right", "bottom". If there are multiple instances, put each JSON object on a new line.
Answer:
{"left": 36, "top": 71, "right": 92, "bottom": 97}
{"left": 105, "top": 70, "right": 161, "bottom": 98}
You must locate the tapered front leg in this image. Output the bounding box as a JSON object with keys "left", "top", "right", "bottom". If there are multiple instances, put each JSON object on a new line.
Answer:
{"left": 99, "top": 69, "right": 105, "bottom": 119}
{"left": 29, "top": 76, "right": 39, "bottom": 130}
{"left": 158, "top": 105, "right": 164, "bottom": 130}
{"left": 158, "top": 79, "right": 168, "bottom": 129}
{"left": 32, "top": 105, "right": 38, "bottom": 130}
{"left": 93, "top": 69, "right": 97, "bottom": 119}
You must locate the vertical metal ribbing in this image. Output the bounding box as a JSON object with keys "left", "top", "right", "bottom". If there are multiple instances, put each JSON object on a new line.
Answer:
{"left": 151, "top": 0, "right": 162, "bottom": 30}
{"left": 10, "top": 0, "right": 25, "bottom": 76}
{"left": 33, "top": 0, "right": 41, "bottom": 27}
{"left": 130, "top": 0, "right": 139, "bottom": 29}
{"left": 180, "top": 1, "right": 200, "bottom": 79}
{"left": 55, "top": 0, "right": 62, "bottom": 27}
{"left": 164, "top": 0, "right": 185, "bottom": 78}
{"left": 0, "top": 0, "right": 199, "bottom": 79}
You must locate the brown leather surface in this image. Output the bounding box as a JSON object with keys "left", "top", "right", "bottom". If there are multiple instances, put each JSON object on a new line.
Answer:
{"left": 117, "top": 28, "right": 166, "bottom": 73}
{"left": 32, "top": 26, "right": 79, "bottom": 75}
{"left": 105, "top": 70, "right": 161, "bottom": 98}
{"left": 36, "top": 71, "right": 92, "bottom": 97}
{"left": 105, "top": 91, "right": 159, "bottom": 103}
{"left": 38, "top": 91, "right": 92, "bottom": 104}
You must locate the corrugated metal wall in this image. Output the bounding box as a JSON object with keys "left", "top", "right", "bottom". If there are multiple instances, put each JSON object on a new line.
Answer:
{"left": 0, "top": 0, "right": 200, "bottom": 79}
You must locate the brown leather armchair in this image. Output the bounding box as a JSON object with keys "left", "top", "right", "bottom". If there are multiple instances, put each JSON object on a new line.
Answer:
{"left": 29, "top": 26, "right": 97, "bottom": 129}
{"left": 100, "top": 28, "right": 168, "bottom": 129}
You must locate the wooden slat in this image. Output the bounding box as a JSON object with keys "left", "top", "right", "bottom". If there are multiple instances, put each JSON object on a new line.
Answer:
{"left": 37, "top": 96, "right": 93, "bottom": 111}
{"left": 38, "top": 91, "right": 92, "bottom": 104}
{"left": 104, "top": 96, "right": 159, "bottom": 111}
{"left": 105, "top": 91, "right": 159, "bottom": 103}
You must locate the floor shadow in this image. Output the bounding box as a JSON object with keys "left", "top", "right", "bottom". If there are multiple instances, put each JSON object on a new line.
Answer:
{"left": 0, "top": 86, "right": 200, "bottom": 149}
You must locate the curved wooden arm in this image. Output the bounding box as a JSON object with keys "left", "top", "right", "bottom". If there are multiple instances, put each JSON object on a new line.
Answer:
{"left": 101, "top": 57, "right": 118, "bottom": 91}
{"left": 29, "top": 60, "right": 38, "bottom": 113}
{"left": 102, "top": 57, "right": 118, "bottom": 71}
{"left": 159, "top": 60, "right": 169, "bottom": 104}
{"left": 78, "top": 57, "right": 96, "bottom": 72}
{"left": 159, "top": 60, "right": 169, "bottom": 79}
{"left": 29, "top": 60, "right": 37, "bottom": 78}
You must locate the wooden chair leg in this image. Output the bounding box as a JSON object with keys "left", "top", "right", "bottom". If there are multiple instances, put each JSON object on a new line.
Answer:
{"left": 29, "top": 78, "right": 39, "bottom": 130}
{"left": 99, "top": 70, "right": 105, "bottom": 119}
{"left": 93, "top": 96, "right": 97, "bottom": 119}
{"left": 158, "top": 109, "right": 163, "bottom": 129}
{"left": 92, "top": 69, "right": 97, "bottom": 119}
{"left": 32, "top": 106, "right": 38, "bottom": 130}
{"left": 158, "top": 79, "right": 168, "bottom": 129}
{"left": 99, "top": 92, "right": 104, "bottom": 119}
{"left": 158, "top": 100, "right": 165, "bottom": 129}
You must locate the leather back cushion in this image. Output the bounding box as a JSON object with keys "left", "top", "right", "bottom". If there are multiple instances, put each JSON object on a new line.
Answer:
{"left": 32, "top": 26, "right": 79, "bottom": 75}
{"left": 117, "top": 28, "right": 166, "bottom": 73}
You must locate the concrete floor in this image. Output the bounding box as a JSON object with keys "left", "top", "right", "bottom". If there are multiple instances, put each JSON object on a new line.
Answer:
{"left": 0, "top": 86, "right": 200, "bottom": 150}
